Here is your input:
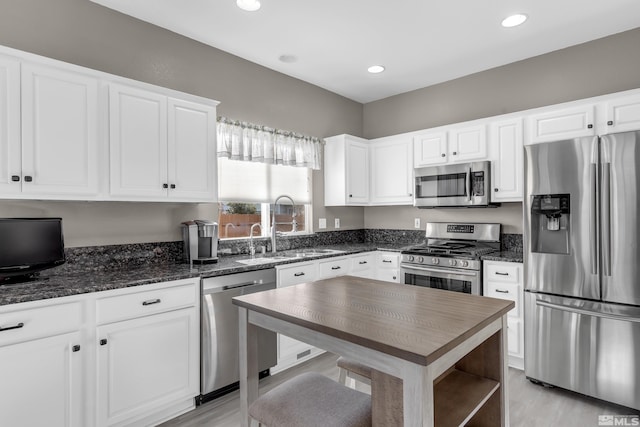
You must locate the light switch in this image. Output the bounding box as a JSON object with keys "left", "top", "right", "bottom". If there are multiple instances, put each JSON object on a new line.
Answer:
{"left": 319, "top": 218, "right": 327, "bottom": 229}
{"left": 335, "top": 218, "right": 340, "bottom": 228}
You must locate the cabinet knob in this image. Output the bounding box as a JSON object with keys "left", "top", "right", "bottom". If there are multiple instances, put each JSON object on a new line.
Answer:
{"left": 452, "top": 151, "right": 457, "bottom": 155}
{"left": 11, "top": 175, "right": 20, "bottom": 182}
{"left": 72, "top": 345, "right": 81, "bottom": 352}
{"left": 409, "top": 193, "right": 412, "bottom": 197}
{"left": 349, "top": 194, "right": 353, "bottom": 198}
{"left": 100, "top": 339, "right": 108, "bottom": 346}
{"left": 441, "top": 153, "right": 446, "bottom": 157}
{"left": 24, "top": 175, "right": 33, "bottom": 182}
{"left": 163, "top": 183, "right": 168, "bottom": 189}
{"left": 587, "top": 124, "right": 593, "bottom": 129}
{"left": 170, "top": 184, "right": 176, "bottom": 189}
{"left": 607, "top": 120, "right": 613, "bottom": 126}
{"left": 494, "top": 188, "right": 499, "bottom": 192}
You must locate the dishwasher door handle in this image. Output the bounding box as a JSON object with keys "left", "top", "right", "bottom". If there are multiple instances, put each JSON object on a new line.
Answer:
{"left": 203, "top": 281, "right": 276, "bottom": 295}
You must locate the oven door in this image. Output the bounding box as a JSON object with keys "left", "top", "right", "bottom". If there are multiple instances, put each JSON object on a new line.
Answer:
{"left": 414, "top": 161, "right": 490, "bottom": 208}
{"left": 400, "top": 264, "right": 481, "bottom": 295}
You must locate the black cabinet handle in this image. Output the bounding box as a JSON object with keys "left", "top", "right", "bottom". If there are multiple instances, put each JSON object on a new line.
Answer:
{"left": 100, "top": 339, "right": 108, "bottom": 346}
{"left": 441, "top": 153, "right": 446, "bottom": 157}
{"left": 24, "top": 176, "right": 33, "bottom": 182}
{"left": 11, "top": 175, "right": 20, "bottom": 182}
{"left": 0, "top": 322, "right": 24, "bottom": 332}
{"left": 142, "top": 298, "right": 161, "bottom": 306}
{"left": 72, "top": 345, "right": 81, "bottom": 352}
{"left": 607, "top": 120, "right": 613, "bottom": 126}
{"left": 293, "top": 272, "right": 305, "bottom": 277}
{"left": 494, "top": 188, "right": 499, "bottom": 192}
{"left": 349, "top": 194, "right": 353, "bottom": 198}
{"left": 359, "top": 261, "right": 367, "bottom": 265}
{"left": 587, "top": 124, "right": 593, "bottom": 129}
{"left": 382, "top": 260, "right": 392, "bottom": 263}
{"left": 495, "top": 289, "right": 510, "bottom": 294}
{"left": 495, "top": 272, "right": 509, "bottom": 276}
{"left": 452, "top": 151, "right": 457, "bottom": 155}
{"left": 163, "top": 183, "right": 168, "bottom": 189}
{"left": 170, "top": 184, "right": 176, "bottom": 189}
{"left": 331, "top": 266, "right": 341, "bottom": 270}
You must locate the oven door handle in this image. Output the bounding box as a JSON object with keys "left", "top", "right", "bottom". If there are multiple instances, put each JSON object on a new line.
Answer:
{"left": 401, "top": 264, "right": 478, "bottom": 277}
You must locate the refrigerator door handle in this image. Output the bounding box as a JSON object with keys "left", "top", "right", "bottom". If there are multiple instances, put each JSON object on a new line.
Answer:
{"left": 590, "top": 163, "right": 598, "bottom": 275}
{"left": 536, "top": 299, "right": 640, "bottom": 323}
{"left": 602, "top": 162, "right": 612, "bottom": 277}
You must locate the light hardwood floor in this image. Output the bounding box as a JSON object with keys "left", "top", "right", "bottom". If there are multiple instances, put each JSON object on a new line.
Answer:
{"left": 160, "top": 352, "right": 639, "bottom": 427}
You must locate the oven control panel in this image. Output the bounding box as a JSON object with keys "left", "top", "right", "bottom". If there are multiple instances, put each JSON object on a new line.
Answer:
{"left": 401, "top": 254, "right": 481, "bottom": 271}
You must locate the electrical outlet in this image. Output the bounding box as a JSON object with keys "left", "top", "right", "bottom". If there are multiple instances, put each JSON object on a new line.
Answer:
{"left": 319, "top": 218, "right": 327, "bottom": 229}
{"left": 414, "top": 218, "right": 421, "bottom": 229}
{"left": 334, "top": 218, "right": 340, "bottom": 228}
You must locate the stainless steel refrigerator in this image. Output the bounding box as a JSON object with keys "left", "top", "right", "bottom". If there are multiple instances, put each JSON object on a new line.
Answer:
{"left": 524, "top": 131, "right": 640, "bottom": 411}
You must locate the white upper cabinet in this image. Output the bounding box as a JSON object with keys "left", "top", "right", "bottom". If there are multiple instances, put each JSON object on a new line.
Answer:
{"left": 490, "top": 118, "right": 524, "bottom": 202}
{"left": 324, "top": 134, "right": 369, "bottom": 206}
{"left": 109, "top": 83, "right": 168, "bottom": 199}
{"left": 414, "top": 124, "right": 487, "bottom": 167}
{"left": 167, "top": 98, "right": 217, "bottom": 201}
{"left": 414, "top": 131, "right": 448, "bottom": 166}
{"left": 109, "top": 84, "right": 217, "bottom": 202}
{"left": 449, "top": 124, "right": 487, "bottom": 161}
{"left": 527, "top": 104, "right": 595, "bottom": 144}
{"left": 21, "top": 63, "right": 99, "bottom": 197}
{"left": 605, "top": 93, "right": 640, "bottom": 134}
{"left": 370, "top": 136, "right": 413, "bottom": 205}
{"left": 0, "top": 55, "right": 20, "bottom": 196}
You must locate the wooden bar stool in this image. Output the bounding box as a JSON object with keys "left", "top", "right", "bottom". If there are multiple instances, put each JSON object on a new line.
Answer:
{"left": 337, "top": 356, "right": 372, "bottom": 389}
{"left": 248, "top": 372, "right": 372, "bottom": 427}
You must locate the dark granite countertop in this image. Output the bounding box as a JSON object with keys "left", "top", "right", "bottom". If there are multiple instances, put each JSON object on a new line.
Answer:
{"left": 481, "top": 251, "right": 524, "bottom": 263}
{"left": 0, "top": 243, "right": 410, "bottom": 307}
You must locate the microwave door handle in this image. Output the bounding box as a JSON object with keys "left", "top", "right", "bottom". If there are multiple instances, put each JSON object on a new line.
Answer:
{"left": 466, "top": 167, "right": 472, "bottom": 201}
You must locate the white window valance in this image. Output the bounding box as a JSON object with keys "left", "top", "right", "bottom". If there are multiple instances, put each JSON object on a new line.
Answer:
{"left": 217, "top": 117, "right": 323, "bottom": 170}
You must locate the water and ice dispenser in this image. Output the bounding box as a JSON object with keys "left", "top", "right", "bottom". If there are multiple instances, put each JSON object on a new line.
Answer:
{"left": 530, "top": 194, "right": 570, "bottom": 254}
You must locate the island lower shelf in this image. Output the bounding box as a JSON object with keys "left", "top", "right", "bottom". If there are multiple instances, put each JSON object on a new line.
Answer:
{"left": 434, "top": 369, "right": 500, "bottom": 427}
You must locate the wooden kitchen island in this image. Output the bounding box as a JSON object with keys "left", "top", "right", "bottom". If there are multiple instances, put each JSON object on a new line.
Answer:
{"left": 232, "top": 276, "right": 514, "bottom": 427}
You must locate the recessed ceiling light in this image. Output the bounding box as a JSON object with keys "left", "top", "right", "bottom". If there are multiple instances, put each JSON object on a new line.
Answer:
{"left": 368, "top": 65, "right": 385, "bottom": 74}
{"left": 501, "top": 14, "right": 527, "bottom": 28}
{"left": 237, "top": 0, "right": 261, "bottom": 12}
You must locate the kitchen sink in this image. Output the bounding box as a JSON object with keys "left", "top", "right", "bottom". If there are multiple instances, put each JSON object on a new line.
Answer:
{"left": 290, "top": 249, "right": 346, "bottom": 257}
{"left": 235, "top": 256, "right": 295, "bottom": 265}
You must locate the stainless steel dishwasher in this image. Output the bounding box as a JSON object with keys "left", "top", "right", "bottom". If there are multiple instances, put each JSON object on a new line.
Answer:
{"left": 200, "top": 268, "right": 277, "bottom": 403}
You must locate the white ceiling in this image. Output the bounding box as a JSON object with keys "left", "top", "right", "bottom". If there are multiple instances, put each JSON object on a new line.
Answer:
{"left": 91, "top": 0, "right": 640, "bottom": 103}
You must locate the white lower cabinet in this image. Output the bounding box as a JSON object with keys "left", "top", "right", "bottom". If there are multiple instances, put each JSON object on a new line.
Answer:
{"left": 350, "top": 252, "right": 376, "bottom": 279}
{"left": 376, "top": 251, "right": 400, "bottom": 283}
{"left": 0, "top": 278, "right": 199, "bottom": 427}
{"left": 483, "top": 260, "right": 524, "bottom": 369}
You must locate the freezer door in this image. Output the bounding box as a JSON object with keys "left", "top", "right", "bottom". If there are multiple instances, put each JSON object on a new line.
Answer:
{"left": 524, "top": 137, "right": 600, "bottom": 299}
{"left": 601, "top": 131, "right": 640, "bottom": 306}
{"left": 524, "top": 292, "right": 640, "bottom": 410}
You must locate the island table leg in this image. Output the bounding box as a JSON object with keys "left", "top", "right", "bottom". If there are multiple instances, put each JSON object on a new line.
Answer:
{"left": 238, "top": 307, "right": 259, "bottom": 427}
{"left": 402, "top": 363, "right": 434, "bottom": 427}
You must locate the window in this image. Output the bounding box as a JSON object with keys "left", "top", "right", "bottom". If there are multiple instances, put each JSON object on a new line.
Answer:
{"left": 218, "top": 158, "right": 312, "bottom": 239}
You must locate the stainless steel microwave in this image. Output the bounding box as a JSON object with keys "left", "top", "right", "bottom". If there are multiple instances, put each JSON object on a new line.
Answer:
{"left": 414, "top": 161, "right": 497, "bottom": 208}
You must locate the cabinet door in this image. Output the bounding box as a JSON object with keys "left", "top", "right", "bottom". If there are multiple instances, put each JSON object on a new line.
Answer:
{"left": 21, "top": 63, "right": 99, "bottom": 196}
{"left": 606, "top": 94, "right": 640, "bottom": 133}
{"left": 414, "top": 131, "right": 448, "bottom": 166}
{"left": 490, "top": 119, "right": 523, "bottom": 202}
{"left": 350, "top": 252, "right": 376, "bottom": 279}
{"left": 96, "top": 307, "right": 198, "bottom": 427}
{"left": 0, "top": 331, "right": 83, "bottom": 427}
{"left": 318, "top": 257, "right": 350, "bottom": 279}
{"left": 370, "top": 137, "right": 413, "bottom": 205}
{"left": 346, "top": 139, "right": 369, "bottom": 205}
{"left": 528, "top": 105, "right": 595, "bottom": 143}
{"left": 449, "top": 124, "right": 487, "bottom": 162}
{"left": 109, "top": 83, "right": 168, "bottom": 198}
{"left": 167, "top": 98, "right": 217, "bottom": 201}
{"left": 0, "top": 55, "right": 20, "bottom": 196}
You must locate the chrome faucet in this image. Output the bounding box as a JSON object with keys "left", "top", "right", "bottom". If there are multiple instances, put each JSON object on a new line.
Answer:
{"left": 271, "top": 195, "right": 296, "bottom": 253}
{"left": 249, "top": 223, "right": 262, "bottom": 258}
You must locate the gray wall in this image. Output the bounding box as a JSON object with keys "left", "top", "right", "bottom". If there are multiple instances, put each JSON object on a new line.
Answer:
{"left": 0, "top": 0, "right": 364, "bottom": 247}
{"left": 362, "top": 27, "right": 640, "bottom": 232}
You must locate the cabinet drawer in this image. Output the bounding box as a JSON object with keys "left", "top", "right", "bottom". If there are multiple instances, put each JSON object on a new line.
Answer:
{"left": 318, "top": 257, "right": 350, "bottom": 279}
{"left": 278, "top": 262, "right": 317, "bottom": 287}
{"left": 96, "top": 281, "right": 197, "bottom": 325}
{"left": 0, "top": 301, "right": 82, "bottom": 346}
{"left": 486, "top": 282, "right": 521, "bottom": 318}
{"left": 377, "top": 252, "right": 399, "bottom": 269}
{"left": 507, "top": 318, "right": 522, "bottom": 356}
{"left": 485, "top": 262, "right": 520, "bottom": 283}
{"left": 351, "top": 253, "right": 376, "bottom": 273}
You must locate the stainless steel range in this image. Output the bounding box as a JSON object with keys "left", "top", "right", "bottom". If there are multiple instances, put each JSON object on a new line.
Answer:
{"left": 400, "top": 222, "right": 501, "bottom": 295}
